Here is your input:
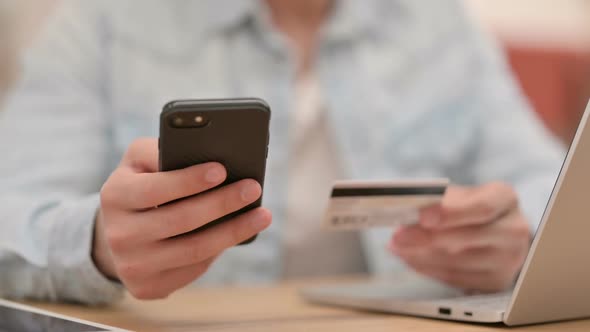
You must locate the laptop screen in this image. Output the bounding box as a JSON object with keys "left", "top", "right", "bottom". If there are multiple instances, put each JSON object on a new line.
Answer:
{"left": 0, "top": 301, "right": 113, "bottom": 332}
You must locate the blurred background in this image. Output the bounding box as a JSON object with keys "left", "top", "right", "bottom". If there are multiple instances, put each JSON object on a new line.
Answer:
{"left": 1, "top": 0, "right": 589, "bottom": 143}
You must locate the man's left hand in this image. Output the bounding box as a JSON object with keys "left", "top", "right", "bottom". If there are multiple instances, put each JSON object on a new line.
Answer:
{"left": 390, "top": 182, "right": 532, "bottom": 292}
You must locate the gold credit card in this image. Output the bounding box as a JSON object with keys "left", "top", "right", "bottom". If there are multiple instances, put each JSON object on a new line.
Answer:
{"left": 323, "top": 179, "right": 449, "bottom": 230}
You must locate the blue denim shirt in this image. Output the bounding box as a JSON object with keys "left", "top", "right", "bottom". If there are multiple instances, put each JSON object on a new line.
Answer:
{"left": 0, "top": 0, "right": 564, "bottom": 304}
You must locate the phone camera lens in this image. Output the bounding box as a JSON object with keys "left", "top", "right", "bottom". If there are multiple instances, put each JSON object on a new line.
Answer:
{"left": 173, "top": 117, "right": 183, "bottom": 127}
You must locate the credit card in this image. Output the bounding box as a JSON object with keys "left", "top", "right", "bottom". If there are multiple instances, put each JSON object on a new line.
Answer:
{"left": 322, "top": 179, "right": 449, "bottom": 230}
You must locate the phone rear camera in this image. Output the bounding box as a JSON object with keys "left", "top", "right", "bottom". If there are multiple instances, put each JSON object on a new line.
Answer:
{"left": 169, "top": 112, "right": 209, "bottom": 128}
{"left": 173, "top": 117, "right": 183, "bottom": 127}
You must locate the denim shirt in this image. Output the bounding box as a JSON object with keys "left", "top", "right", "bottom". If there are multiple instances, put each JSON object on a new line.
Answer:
{"left": 0, "top": 0, "right": 564, "bottom": 304}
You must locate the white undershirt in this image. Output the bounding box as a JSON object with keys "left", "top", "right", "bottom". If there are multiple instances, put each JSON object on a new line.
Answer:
{"left": 283, "top": 72, "right": 367, "bottom": 278}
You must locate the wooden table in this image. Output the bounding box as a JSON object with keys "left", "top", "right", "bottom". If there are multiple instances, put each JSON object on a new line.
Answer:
{"left": 25, "top": 279, "right": 590, "bottom": 332}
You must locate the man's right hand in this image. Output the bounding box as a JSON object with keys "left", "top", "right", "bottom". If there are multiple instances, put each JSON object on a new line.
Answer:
{"left": 92, "top": 138, "right": 272, "bottom": 300}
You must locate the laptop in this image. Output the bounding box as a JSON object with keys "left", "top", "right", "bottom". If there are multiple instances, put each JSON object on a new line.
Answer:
{"left": 301, "top": 100, "right": 590, "bottom": 326}
{"left": 0, "top": 298, "right": 131, "bottom": 331}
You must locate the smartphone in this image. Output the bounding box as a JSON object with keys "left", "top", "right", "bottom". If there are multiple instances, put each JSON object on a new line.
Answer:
{"left": 159, "top": 98, "right": 271, "bottom": 244}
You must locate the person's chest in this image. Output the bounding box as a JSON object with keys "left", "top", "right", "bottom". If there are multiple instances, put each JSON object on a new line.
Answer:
{"left": 102, "top": 8, "right": 480, "bottom": 183}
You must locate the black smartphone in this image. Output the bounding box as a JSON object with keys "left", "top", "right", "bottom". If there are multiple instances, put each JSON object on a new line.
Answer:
{"left": 159, "top": 98, "right": 271, "bottom": 244}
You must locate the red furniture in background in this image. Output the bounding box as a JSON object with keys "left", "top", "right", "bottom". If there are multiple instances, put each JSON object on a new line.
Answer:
{"left": 507, "top": 46, "right": 590, "bottom": 143}
{"left": 466, "top": 0, "right": 590, "bottom": 143}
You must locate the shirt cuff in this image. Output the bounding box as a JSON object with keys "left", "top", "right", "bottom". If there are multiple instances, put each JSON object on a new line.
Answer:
{"left": 48, "top": 193, "right": 124, "bottom": 305}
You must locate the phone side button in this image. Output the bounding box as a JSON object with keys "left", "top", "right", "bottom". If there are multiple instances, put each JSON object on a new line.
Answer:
{"left": 265, "top": 146, "right": 268, "bottom": 158}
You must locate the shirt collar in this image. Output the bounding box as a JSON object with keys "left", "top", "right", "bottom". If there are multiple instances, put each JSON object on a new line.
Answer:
{"left": 188, "top": 0, "right": 382, "bottom": 42}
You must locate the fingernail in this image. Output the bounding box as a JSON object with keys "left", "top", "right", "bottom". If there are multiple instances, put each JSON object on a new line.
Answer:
{"left": 205, "top": 166, "right": 225, "bottom": 183}
{"left": 241, "top": 182, "right": 261, "bottom": 202}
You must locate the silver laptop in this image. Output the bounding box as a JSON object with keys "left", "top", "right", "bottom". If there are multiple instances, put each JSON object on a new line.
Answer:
{"left": 301, "top": 100, "right": 590, "bottom": 326}
{"left": 0, "top": 298, "right": 131, "bottom": 332}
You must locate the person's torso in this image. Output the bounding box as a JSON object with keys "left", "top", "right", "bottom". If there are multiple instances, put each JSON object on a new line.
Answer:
{"left": 96, "top": 0, "right": 482, "bottom": 284}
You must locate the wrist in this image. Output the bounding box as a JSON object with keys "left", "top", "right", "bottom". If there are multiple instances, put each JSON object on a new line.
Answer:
{"left": 91, "top": 209, "right": 118, "bottom": 280}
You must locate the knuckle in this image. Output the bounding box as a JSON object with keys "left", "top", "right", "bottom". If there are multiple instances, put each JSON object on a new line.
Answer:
{"left": 403, "top": 250, "right": 430, "bottom": 267}
{"left": 491, "top": 182, "right": 518, "bottom": 204}
{"left": 177, "top": 200, "right": 198, "bottom": 222}
{"left": 511, "top": 220, "right": 532, "bottom": 239}
{"left": 444, "top": 249, "right": 464, "bottom": 263}
{"left": 99, "top": 181, "right": 118, "bottom": 209}
{"left": 431, "top": 238, "right": 455, "bottom": 255}
{"left": 169, "top": 202, "right": 202, "bottom": 236}
{"left": 128, "top": 139, "right": 144, "bottom": 152}
{"left": 228, "top": 221, "right": 248, "bottom": 244}
{"left": 126, "top": 138, "right": 150, "bottom": 157}
{"left": 437, "top": 268, "right": 457, "bottom": 285}
{"left": 105, "top": 229, "right": 129, "bottom": 253}
{"left": 116, "top": 261, "right": 145, "bottom": 281}
{"left": 123, "top": 138, "right": 156, "bottom": 172}
{"left": 506, "top": 190, "right": 518, "bottom": 205}
{"left": 135, "top": 178, "right": 159, "bottom": 206}
{"left": 431, "top": 242, "right": 448, "bottom": 255}
{"left": 446, "top": 243, "right": 467, "bottom": 255}
{"left": 201, "top": 256, "right": 217, "bottom": 270}
{"left": 392, "top": 247, "right": 412, "bottom": 262}
{"left": 476, "top": 200, "right": 497, "bottom": 220}
{"left": 507, "top": 250, "right": 527, "bottom": 272}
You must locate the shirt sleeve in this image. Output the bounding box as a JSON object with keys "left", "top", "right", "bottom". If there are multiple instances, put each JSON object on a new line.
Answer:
{"left": 363, "top": 0, "right": 565, "bottom": 276}
{"left": 457, "top": 10, "right": 566, "bottom": 231}
{"left": 0, "top": 1, "right": 124, "bottom": 304}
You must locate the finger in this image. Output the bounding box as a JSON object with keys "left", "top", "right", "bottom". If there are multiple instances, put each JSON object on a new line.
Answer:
{"left": 104, "top": 161, "right": 227, "bottom": 210}
{"left": 126, "top": 256, "right": 217, "bottom": 300}
{"left": 422, "top": 182, "right": 519, "bottom": 230}
{"left": 121, "top": 137, "right": 159, "bottom": 172}
{"left": 395, "top": 210, "right": 527, "bottom": 253}
{"left": 390, "top": 225, "right": 432, "bottom": 249}
{"left": 141, "top": 179, "right": 263, "bottom": 239}
{"left": 153, "top": 256, "right": 219, "bottom": 297}
{"left": 105, "top": 179, "right": 263, "bottom": 248}
{"left": 428, "top": 211, "right": 528, "bottom": 254}
{"left": 147, "top": 208, "right": 271, "bottom": 272}
{"left": 114, "top": 210, "right": 269, "bottom": 282}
